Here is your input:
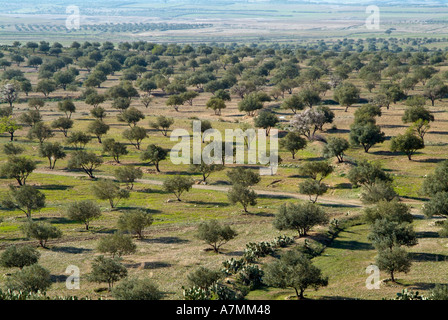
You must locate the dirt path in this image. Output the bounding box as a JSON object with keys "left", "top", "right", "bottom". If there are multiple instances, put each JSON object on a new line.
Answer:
{"left": 35, "top": 169, "right": 364, "bottom": 208}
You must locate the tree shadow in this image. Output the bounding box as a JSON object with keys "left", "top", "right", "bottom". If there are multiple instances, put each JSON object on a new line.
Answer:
{"left": 117, "top": 206, "right": 162, "bottom": 214}
{"left": 370, "top": 150, "right": 402, "bottom": 156}
{"left": 304, "top": 157, "right": 326, "bottom": 162}
{"left": 34, "top": 184, "right": 73, "bottom": 191}
{"left": 416, "top": 231, "right": 440, "bottom": 239}
{"left": 95, "top": 228, "right": 118, "bottom": 235}
{"left": 32, "top": 217, "right": 76, "bottom": 225}
{"left": 400, "top": 195, "right": 429, "bottom": 202}
{"left": 321, "top": 99, "right": 338, "bottom": 105}
{"left": 140, "top": 236, "right": 190, "bottom": 244}
{"left": 257, "top": 194, "right": 294, "bottom": 200}
{"left": 382, "top": 124, "right": 407, "bottom": 129}
{"left": 225, "top": 250, "right": 245, "bottom": 257}
{"left": 187, "top": 200, "right": 229, "bottom": 207}
{"left": 51, "top": 274, "right": 68, "bottom": 283}
{"left": 334, "top": 183, "right": 352, "bottom": 190}
{"left": 320, "top": 203, "right": 361, "bottom": 209}
{"left": 415, "top": 158, "right": 446, "bottom": 164}
{"left": 252, "top": 211, "right": 275, "bottom": 217}
{"left": 124, "top": 261, "right": 172, "bottom": 269}
{"left": 165, "top": 171, "right": 197, "bottom": 176}
{"left": 410, "top": 252, "right": 448, "bottom": 262}
{"left": 429, "top": 131, "right": 448, "bottom": 135}
{"left": 330, "top": 238, "right": 374, "bottom": 251}
{"left": 209, "top": 180, "right": 231, "bottom": 186}
{"left": 137, "top": 188, "right": 170, "bottom": 196}
{"left": 410, "top": 282, "right": 442, "bottom": 291}
{"left": 288, "top": 174, "right": 309, "bottom": 179}
{"left": 51, "top": 246, "right": 92, "bottom": 254}
{"left": 327, "top": 128, "right": 350, "bottom": 134}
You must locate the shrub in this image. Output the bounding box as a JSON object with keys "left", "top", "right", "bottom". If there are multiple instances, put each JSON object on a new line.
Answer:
{"left": 360, "top": 180, "right": 399, "bottom": 204}
{"left": 0, "top": 156, "right": 36, "bottom": 186}
{"left": 196, "top": 220, "right": 237, "bottom": 253}
{"left": 114, "top": 166, "right": 143, "bottom": 190}
{"left": 97, "top": 232, "right": 137, "bottom": 257}
{"left": 376, "top": 246, "right": 412, "bottom": 283}
{"left": 21, "top": 221, "right": 62, "bottom": 248}
{"left": 88, "top": 256, "right": 127, "bottom": 290}
{"left": 244, "top": 241, "right": 274, "bottom": 258}
{"left": 221, "top": 258, "right": 245, "bottom": 276}
{"left": 364, "top": 200, "right": 413, "bottom": 224}
{"left": 187, "top": 267, "right": 222, "bottom": 289}
{"left": 430, "top": 284, "right": 448, "bottom": 300}
{"left": 162, "top": 175, "right": 194, "bottom": 201}
{"left": 5, "top": 264, "right": 52, "bottom": 293}
{"left": 237, "top": 265, "right": 264, "bottom": 289}
{"left": 112, "top": 277, "right": 163, "bottom": 300}
{"left": 91, "top": 179, "right": 130, "bottom": 209}
{"left": 1, "top": 185, "right": 46, "bottom": 219}
{"left": 0, "top": 245, "right": 40, "bottom": 269}
{"left": 227, "top": 183, "right": 257, "bottom": 213}
{"left": 264, "top": 250, "right": 328, "bottom": 300}
{"left": 66, "top": 200, "right": 102, "bottom": 230}
{"left": 117, "top": 210, "right": 153, "bottom": 239}
{"left": 270, "top": 235, "right": 295, "bottom": 248}
{"left": 273, "top": 202, "right": 328, "bottom": 237}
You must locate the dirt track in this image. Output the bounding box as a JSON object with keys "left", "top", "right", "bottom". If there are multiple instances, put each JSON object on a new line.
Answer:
{"left": 34, "top": 168, "right": 364, "bottom": 208}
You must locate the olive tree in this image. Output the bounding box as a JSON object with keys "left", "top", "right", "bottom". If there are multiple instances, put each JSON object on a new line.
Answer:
{"left": 1, "top": 185, "right": 45, "bottom": 219}
{"left": 149, "top": 116, "right": 174, "bottom": 136}
{"left": 88, "top": 120, "right": 110, "bottom": 143}
{"left": 114, "top": 166, "right": 143, "bottom": 190}
{"left": 196, "top": 219, "right": 237, "bottom": 253}
{"left": 322, "top": 137, "right": 350, "bottom": 163}
{"left": 141, "top": 144, "right": 168, "bottom": 172}
{"left": 88, "top": 256, "right": 127, "bottom": 290}
{"left": 38, "top": 142, "right": 66, "bottom": 169}
{"left": 162, "top": 175, "right": 194, "bottom": 201}
{"left": 334, "top": 82, "right": 360, "bottom": 112}
{"left": 66, "top": 200, "right": 102, "bottom": 230}
{"left": 91, "top": 179, "right": 130, "bottom": 209}
{"left": 264, "top": 250, "right": 328, "bottom": 299}
{"left": 122, "top": 126, "right": 147, "bottom": 150}
{"left": 376, "top": 246, "right": 412, "bottom": 283}
{"left": 6, "top": 264, "right": 52, "bottom": 294}
{"left": 280, "top": 132, "right": 307, "bottom": 160}
{"left": 0, "top": 245, "right": 40, "bottom": 269}
{"left": 117, "top": 210, "right": 154, "bottom": 239}
{"left": 67, "top": 151, "right": 103, "bottom": 179}
{"left": 102, "top": 138, "right": 128, "bottom": 163}
{"left": 390, "top": 131, "right": 424, "bottom": 160}
{"left": 0, "top": 116, "right": 21, "bottom": 141}
{"left": 274, "top": 202, "right": 328, "bottom": 237}
{"left": 0, "top": 156, "right": 36, "bottom": 186}
{"left": 21, "top": 221, "right": 62, "bottom": 248}
{"left": 112, "top": 277, "right": 163, "bottom": 300}
{"left": 227, "top": 183, "right": 258, "bottom": 213}
{"left": 97, "top": 232, "right": 137, "bottom": 258}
